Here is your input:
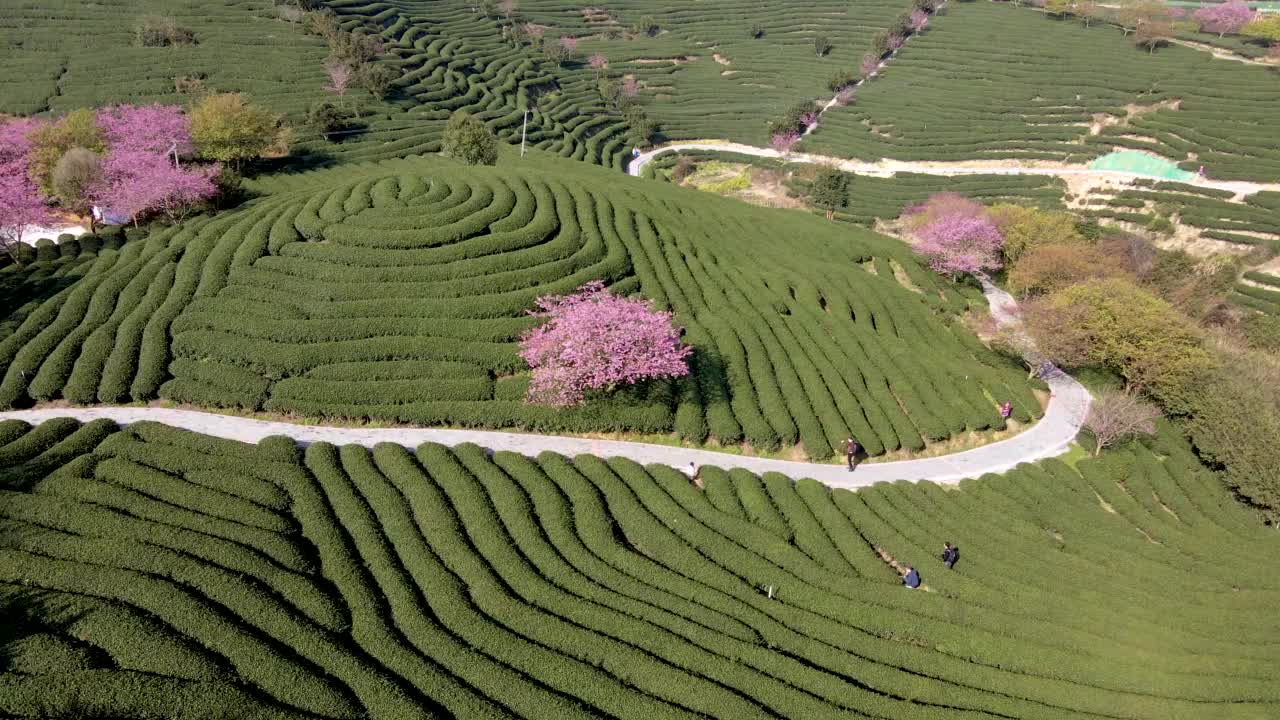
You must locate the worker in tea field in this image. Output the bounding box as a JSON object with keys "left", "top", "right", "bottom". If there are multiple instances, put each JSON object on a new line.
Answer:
{"left": 941, "top": 542, "right": 959, "bottom": 570}
{"left": 683, "top": 461, "right": 698, "bottom": 480}
{"left": 999, "top": 401, "right": 1013, "bottom": 420}
{"left": 903, "top": 565, "right": 921, "bottom": 589}
{"left": 845, "top": 437, "right": 860, "bottom": 471}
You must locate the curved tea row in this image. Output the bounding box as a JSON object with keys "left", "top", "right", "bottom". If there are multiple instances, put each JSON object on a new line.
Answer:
{"left": 0, "top": 155, "right": 1038, "bottom": 460}
{"left": 1, "top": 419, "right": 1277, "bottom": 719}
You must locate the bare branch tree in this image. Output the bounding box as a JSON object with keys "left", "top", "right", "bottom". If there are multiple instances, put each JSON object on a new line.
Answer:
{"left": 1083, "top": 388, "right": 1162, "bottom": 456}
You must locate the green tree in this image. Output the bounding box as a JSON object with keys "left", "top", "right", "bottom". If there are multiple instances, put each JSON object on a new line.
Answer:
{"left": 308, "top": 101, "right": 353, "bottom": 140}
{"left": 28, "top": 109, "right": 105, "bottom": 196}
{"left": 51, "top": 148, "right": 103, "bottom": 231}
{"left": 808, "top": 167, "right": 848, "bottom": 220}
{"left": 1044, "top": 0, "right": 1075, "bottom": 16}
{"left": 623, "top": 105, "right": 657, "bottom": 148}
{"left": 442, "top": 112, "right": 499, "bottom": 165}
{"left": 190, "top": 93, "right": 287, "bottom": 168}
{"left": 1241, "top": 15, "right": 1280, "bottom": 42}
{"left": 988, "top": 203, "right": 1085, "bottom": 263}
{"left": 1181, "top": 360, "right": 1280, "bottom": 523}
{"left": 355, "top": 62, "right": 397, "bottom": 99}
{"left": 1024, "top": 278, "right": 1216, "bottom": 406}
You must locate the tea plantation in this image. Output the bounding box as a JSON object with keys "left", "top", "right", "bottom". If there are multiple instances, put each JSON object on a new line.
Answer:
{"left": 0, "top": 152, "right": 1038, "bottom": 460}
{"left": 808, "top": 3, "right": 1280, "bottom": 181}
{"left": 1, "top": 419, "right": 1277, "bottom": 719}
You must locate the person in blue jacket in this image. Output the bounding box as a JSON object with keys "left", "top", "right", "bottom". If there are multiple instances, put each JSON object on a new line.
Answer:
{"left": 902, "top": 565, "right": 921, "bottom": 589}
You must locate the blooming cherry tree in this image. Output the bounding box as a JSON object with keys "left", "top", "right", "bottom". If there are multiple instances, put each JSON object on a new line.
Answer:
{"left": 519, "top": 281, "right": 692, "bottom": 406}
{"left": 0, "top": 173, "right": 54, "bottom": 263}
{"left": 1193, "top": 0, "right": 1254, "bottom": 37}
{"left": 770, "top": 130, "right": 800, "bottom": 155}
{"left": 914, "top": 213, "right": 1005, "bottom": 277}
{"left": 324, "top": 60, "right": 354, "bottom": 98}
{"left": 860, "top": 53, "right": 880, "bottom": 78}
{"left": 1, "top": 118, "right": 54, "bottom": 261}
{"left": 588, "top": 52, "right": 607, "bottom": 80}
{"left": 97, "top": 150, "right": 218, "bottom": 225}
{"left": 97, "top": 104, "right": 193, "bottom": 157}
{"left": 910, "top": 9, "right": 929, "bottom": 32}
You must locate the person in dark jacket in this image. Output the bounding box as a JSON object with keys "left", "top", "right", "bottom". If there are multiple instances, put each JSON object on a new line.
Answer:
{"left": 845, "top": 437, "right": 859, "bottom": 471}
{"left": 902, "top": 565, "right": 921, "bottom": 589}
{"left": 941, "top": 542, "right": 959, "bottom": 569}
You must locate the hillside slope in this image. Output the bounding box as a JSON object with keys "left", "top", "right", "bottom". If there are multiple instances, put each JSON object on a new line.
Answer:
{"left": 0, "top": 151, "right": 1039, "bottom": 459}
{"left": 1, "top": 419, "right": 1276, "bottom": 719}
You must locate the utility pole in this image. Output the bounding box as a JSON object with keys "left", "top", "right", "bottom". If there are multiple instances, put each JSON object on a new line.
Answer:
{"left": 520, "top": 109, "right": 529, "bottom": 157}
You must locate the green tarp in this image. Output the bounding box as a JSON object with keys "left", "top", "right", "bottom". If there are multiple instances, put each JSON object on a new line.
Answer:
{"left": 1088, "top": 151, "right": 1197, "bottom": 181}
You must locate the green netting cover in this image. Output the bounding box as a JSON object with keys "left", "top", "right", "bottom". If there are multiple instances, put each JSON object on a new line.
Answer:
{"left": 1088, "top": 151, "right": 1196, "bottom": 181}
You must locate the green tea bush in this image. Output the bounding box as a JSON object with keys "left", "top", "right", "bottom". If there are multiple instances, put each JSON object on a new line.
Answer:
{"left": 0, "top": 420, "right": 1259, "bottom": 718}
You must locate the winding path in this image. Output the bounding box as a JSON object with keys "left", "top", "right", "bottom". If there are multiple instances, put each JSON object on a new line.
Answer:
{"left": 627, "top": 141, "right": 1280, "bottom": 197}
{"left": 0, "top": 283, "right": 1090, "bottom": 489}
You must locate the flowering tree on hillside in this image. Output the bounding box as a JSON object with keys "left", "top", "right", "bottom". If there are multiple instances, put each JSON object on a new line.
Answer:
{"left": 519, "top": 281, "right": 693, "bottom": 406}
{"left": 0, "top": 172, "right": 53, "bottom": 264}
{"left": 770, "top": 130, "right": 799, "bottom": 156}
{"left": 914, "top": 214, "right": 1005, "bottom": 277}
{"left": 860, "top": 53, "right": 880, "bottom": 78}
{"left": 588, "top": 52, "right": 607, "bottom": 81}
{"left": 902, "top": 192, "right": 987, "bottom": 230}
{"left": 1193, "top": 0, "right": 1254, "bottom": 37}
{"left": 909, "top": 9, "right": 929, "bottom": 32}
{"left": 3, "top": 118, "right": 56, "bottom": 259}
{"left": 324, "top": 60, "right": 354, "bottom": 98}
{"left": 96, "top": 150, "right": 218, "bottom": 225}
{"left": 97, "top": 104, "right": 193, "bottom": 158}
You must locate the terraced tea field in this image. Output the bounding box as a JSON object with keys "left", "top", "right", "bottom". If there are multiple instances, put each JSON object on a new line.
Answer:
{"left": 2, "top": 418, "right": 1277, "bottom": 719}
{"left": 808, "top": 2, "right": 1280, "bottom": 182}
{"left": 0, "top": 152, "right": 1039, "bottom": 460}
{"left": 512, "top": 0, "right": 910, "bottom": 144}
{"left": 0, "top": 0, "right": 331, "bottom": 120}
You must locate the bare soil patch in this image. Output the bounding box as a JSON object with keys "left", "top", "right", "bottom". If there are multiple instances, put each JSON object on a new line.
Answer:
{"left": 1088, "top": 99, "right": 1181, "bottom": 137}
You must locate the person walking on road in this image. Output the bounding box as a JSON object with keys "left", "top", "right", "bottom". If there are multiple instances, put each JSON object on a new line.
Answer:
{"left": 845, "top": 437, "right": 860, "bottom": 472}
{"left": 941, "top": 542, "right": 959, "bottom": 570}
{"left": 903, "top": 565, "right": 921, "bottom": 589}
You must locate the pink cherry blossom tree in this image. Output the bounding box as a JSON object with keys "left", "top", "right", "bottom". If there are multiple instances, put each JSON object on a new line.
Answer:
{"left": 770, "top": 130, "right": 800, "bottom": 155}
{"left": 860, "top": 53, "right": 880, "bottom": 78}
{"left": 1193, "top": 0, "right": 1254, "bottom": 37}
{"left": 96, "top": 150, "right": 218, "bottom": 225}
{"left": 0, "top": 173, "right": 54, "bottom": 263}
{"left": 887, "top": 33, "right": 905, "bottom": 52}
{"left": 519, "top": 281, "right": 692, "bottom": 406}
{"left": 909, "top": 9, "right": 930, "bottom": 32}
{"left": 324, "top": 60, "right": 353, "bottom": 98}
{"left": 901, "top": 191, "right": 988, "bottom": 230}
{"left": 913, "top": 213, "right": 1005, "bottom": 277}
{"left": 96, "top": 104, "right": 193, "bottom": 159}
{"left": 588, "top": 52, "right": 607, "bottom": 80}
{"left": 2, "top": 118, "right": 55, "bottom": 262}
{"left": 621, "top": 77, "right": 639, "bottom": 98}
{"left": 1, "top": 118, "right": 44, "bottom": 175}
{"left": 801, "top": 111, "right": 818, "bottom": 129}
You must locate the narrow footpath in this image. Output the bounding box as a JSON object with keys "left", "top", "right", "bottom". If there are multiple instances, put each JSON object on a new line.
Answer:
{"left": 0, "top": 283, "right": 1091, "bottom": 489}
